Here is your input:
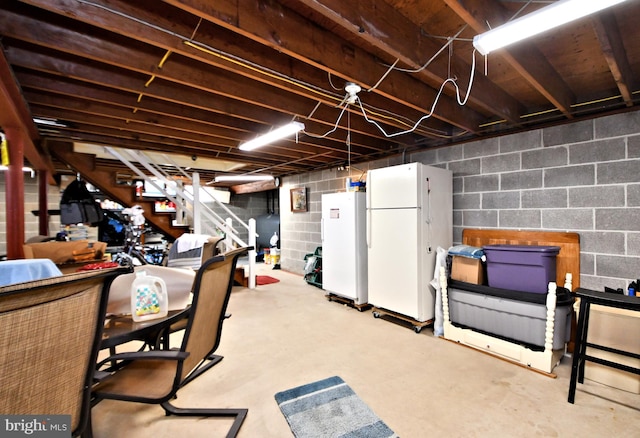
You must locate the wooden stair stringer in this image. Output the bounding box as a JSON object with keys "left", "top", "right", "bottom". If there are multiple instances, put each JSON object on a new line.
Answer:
{"left": 49, "top": 142, "right": 185, "bottom": 240}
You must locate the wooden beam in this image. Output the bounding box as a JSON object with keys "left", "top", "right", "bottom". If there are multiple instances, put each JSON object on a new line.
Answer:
{"left": 26, "top": 91, "right": 386, "bottom": 157}
{"left": 0, "top": 46, "right": 56, "bottom": 181}
{"left": 47, "top": 140, "right": 185, "bottom": 240}
{"left": 279, "top": 0, "right": 525, "bottom": 125}
{"left": 38, "top": 170, "right": 49, "bottom": 236}
{"left": 444, "top": 0, "right": 575, "bottom": 118}
{"left": 230, "top": 179, "right": 279, "bottom": 195}
{"left": 5, "top": 39, "right": 420, "bottom": 152}
{"left": 3, "top": 127, "right": 26, "bottom": 259}
{"left": 160, "top": 0, "right": 486, "bottom": 132}
{"left": 592, "top": 12, "right": 635, "bottom": 107}
{"left": 13, "top": 0, "right": 447, "bottom": 142}
{"left": 18, "top": 71, "right": 401, "bottom": 155}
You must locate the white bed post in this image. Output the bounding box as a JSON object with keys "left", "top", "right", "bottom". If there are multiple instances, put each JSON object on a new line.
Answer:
{"left": 440, "top": 266, "right": 451, "bottom": 332}
{"left": 564, "top": 273, "right": 573, "bottom": 291}
{"left": 544, "top": 282, "right": 557, "bottom": 354}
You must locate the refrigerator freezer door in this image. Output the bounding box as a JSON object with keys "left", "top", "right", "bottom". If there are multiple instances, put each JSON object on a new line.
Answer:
{"left": 367, "top": 208, "right": 421, "bottom": 318}
{"left": 367, "top": 163, "right": 420, "bottom": 209}
{"left": 322, "top": 192, "right": 367, "bottom": 302}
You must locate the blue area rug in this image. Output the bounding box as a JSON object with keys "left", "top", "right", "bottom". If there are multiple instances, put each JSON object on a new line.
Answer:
{"left": 275, "top": 376, "right": 397, "bottom": 438}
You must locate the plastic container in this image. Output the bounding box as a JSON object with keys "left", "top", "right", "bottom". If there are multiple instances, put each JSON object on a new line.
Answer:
{"left": 270, "top": 248, "right": 280, "bottom": 265}
{"left": 130, "top": 270, "right": 168, "bottom": 322}
{"left": 264, "top": 247, "right": 271, "bottom": 264}
{"left": 483, "top": 244, "right": 560, "bottom": 294}
{"left": 448, "top": 282, "right": 574, "bottom": 350}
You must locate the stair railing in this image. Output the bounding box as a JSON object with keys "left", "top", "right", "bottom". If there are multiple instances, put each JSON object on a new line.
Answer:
{"left": 104, "top": 146, "right": 257, "bottom": 288}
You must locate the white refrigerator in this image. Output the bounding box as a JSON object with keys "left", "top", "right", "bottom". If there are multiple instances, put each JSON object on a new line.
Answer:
{"left": 321, "top": 192, "right": 368, "bottom": 305}
{"left": 366, "top": 163, "right": 452, "bottom": 322}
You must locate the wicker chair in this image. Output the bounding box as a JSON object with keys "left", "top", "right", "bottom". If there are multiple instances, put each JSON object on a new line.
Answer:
{"left": 0, "top": 267, "right": 126, "bottom": 438}
{"left": 92, "top": 247, "right": 249, "bottom": 438}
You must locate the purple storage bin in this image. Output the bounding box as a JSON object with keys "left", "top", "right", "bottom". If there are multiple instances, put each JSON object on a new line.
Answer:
{"left": 483, "top": 245, "right": 560, "bottom": 294}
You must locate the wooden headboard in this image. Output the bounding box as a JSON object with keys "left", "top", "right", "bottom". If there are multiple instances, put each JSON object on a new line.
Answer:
{"left": 462, "top": 229, "right": 580, "bottom": 290}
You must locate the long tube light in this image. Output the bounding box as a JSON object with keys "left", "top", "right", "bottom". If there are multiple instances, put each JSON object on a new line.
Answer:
{"left": 0, "top": 166, "right": 34, "bottom": 172}
{"left": 239, "top": 121, "right": 305, "bottom": 151}
{"left": 32, "top": 117, "right": 68, "bottom": 127}
{"left": 473, "top": 0, "right": 630, "bottom": 56}
{"left": 214, "top": 175, "right": 274, "bottom": 183}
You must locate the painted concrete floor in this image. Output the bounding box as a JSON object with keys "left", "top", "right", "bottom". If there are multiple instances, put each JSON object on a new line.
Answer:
{"left": 92, "top": 263, "right": 640, "bottom": 437}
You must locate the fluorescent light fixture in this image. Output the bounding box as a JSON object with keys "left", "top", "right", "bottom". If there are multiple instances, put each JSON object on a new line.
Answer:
{"left": 0, "top": 165, "right": 35, "bottom": 177}
{"left": 0, "top": 166, "right": 33, "bottom": 172}
{"left": 32, "top": 117, "right": 68, "bottom": 127}
{"left": 214, "top": 175, "right": 274, "bottom": 183}
{"left": 239, "top": 121, "right": 304, "bottom": 151}
{"left": 473, "top": 0, "right": 630, "bottom": 56}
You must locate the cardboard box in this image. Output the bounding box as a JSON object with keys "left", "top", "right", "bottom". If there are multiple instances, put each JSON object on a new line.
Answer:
{"left": 23, "top": 240, "right": 107, "bottom": 264}
{"left": 451, "top": 256, "right": 485, "bottom": 284}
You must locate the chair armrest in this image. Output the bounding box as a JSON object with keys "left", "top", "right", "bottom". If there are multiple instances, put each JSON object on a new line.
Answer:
{"left": 96, "top": 350, "right": 190, "bottom": 371}
{"left": 108, "top": 350, "right": 190, "bottom": 361}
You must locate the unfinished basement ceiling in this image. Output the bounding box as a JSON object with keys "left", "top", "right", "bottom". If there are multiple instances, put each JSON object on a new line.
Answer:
{"left": 1, "top": 0, "right": 639, "bottom": 185}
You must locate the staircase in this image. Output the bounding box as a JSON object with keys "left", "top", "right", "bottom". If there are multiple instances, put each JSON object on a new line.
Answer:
{"left": 50, "top": 142, "right": 183, "bottom": 238}
{"left": 49, "top": 141, "right": 257, "bottom": 288}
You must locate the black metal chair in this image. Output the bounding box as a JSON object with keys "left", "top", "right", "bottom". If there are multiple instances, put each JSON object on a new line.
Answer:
{"left": 92, "top": 247, "right": 249, "bottom": 438}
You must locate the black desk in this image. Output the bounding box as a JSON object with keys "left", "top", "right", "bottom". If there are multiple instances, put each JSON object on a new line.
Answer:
{"left": 101, "top": 308, "right": 190, "bottom": 351}
{"left": 568, "top": 288, "right": 640, "bottom": 403}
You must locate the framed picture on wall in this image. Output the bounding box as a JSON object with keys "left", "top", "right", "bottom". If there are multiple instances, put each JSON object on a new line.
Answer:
{"left": 290, "top": 187, "right": 307, "bottom": 212}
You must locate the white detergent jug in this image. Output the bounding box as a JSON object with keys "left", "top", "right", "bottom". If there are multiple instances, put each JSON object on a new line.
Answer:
{"left": 130, "top": 270, "right": 168, "bottom": 322}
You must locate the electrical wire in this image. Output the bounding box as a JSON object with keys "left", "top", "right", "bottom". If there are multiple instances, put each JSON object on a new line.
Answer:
{"left": 347, "top": 110, "right": 351, "bottom": 176}
{"left": 367, "top": 58, "right": 399, "bottom": 92}
{"left": 305, "top": 98, "right": 455, "bottom": 139}
{"left": 77, "top": 0, "right": 346, "bottom": 106}
{"left": 510, "top": 1, "right": 536, "bottom": 21}
{"left": 309, "top": 49, "right": 478, "bottom": 140}
{"left": 184, "top": 40, "right": 343, "bottom": 104}
{"left": 327, "top": 72, "right": 342, "bottom": 91}
{"left": 76, "top": 0, "right": 474, "bottom": 142}
{"left": 189, "top": 17, "right": 203, "bottom": 40}
{"left": 392, "top": 26, "right": 467, "bottom": 74}
{"left": 303, "top": 102, "right": 350, "bottom": 139}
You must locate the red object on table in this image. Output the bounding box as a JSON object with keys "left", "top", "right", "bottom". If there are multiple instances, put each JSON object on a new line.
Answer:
{"left": 77, "top": 261, "right": 120, "bottom": 271}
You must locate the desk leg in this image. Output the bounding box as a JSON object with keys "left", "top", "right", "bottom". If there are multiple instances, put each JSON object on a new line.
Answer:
{"left": 568, "top": 299, "right": 589, "bottom": 403}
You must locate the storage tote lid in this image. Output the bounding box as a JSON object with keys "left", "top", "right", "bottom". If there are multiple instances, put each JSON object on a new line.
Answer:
{"left": 482, "top": 244, "right": 560, "bottom": 254}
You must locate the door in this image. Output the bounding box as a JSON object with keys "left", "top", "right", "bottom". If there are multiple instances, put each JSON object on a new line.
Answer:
{"left": 367, "top": 207, "right": 420, "bottom": 318}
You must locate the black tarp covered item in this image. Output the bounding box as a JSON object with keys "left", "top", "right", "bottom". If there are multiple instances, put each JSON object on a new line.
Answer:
{"left": 60, "top": 179, "right": 104, "bottom": 226}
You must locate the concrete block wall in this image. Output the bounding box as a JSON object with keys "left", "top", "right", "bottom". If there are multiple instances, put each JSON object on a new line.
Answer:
{"left": 0, "top": 172, "right": 62, "bottom": 256}
{"left": 205, "top": 190, "right": 278, "bottom": 245}
{"left": 280, "top": 110, "right": 640, "bottom": 292}
{"left": 278, "top": 154, "right": 406, "bottom": 274}
{"left": 0, "top": 174, "right": 273, "bottom": 257}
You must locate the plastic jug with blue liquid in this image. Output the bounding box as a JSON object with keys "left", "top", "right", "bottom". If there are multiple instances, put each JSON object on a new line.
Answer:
{"left": 130, "top": 270, "right": 168, "bottom": 322}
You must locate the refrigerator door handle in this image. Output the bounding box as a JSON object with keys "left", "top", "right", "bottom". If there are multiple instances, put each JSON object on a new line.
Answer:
{"left": 366, "top": 208, "right": 371, "bottom": 248}
{"left": 366, "top": 174, "right": 372, "bottom": 248}
{"left": 321, "top": 217, "right": 324, "bottom": 242}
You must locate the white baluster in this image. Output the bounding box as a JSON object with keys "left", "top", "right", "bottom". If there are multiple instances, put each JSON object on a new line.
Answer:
{"left": 440, "top": 266, "right": 450, "bottom": 325}
{"left": 564, "top": 272, "right": 573, "bottom": 291}
{"left": 544, "top": 282, "right": 557, "bottom": 352}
